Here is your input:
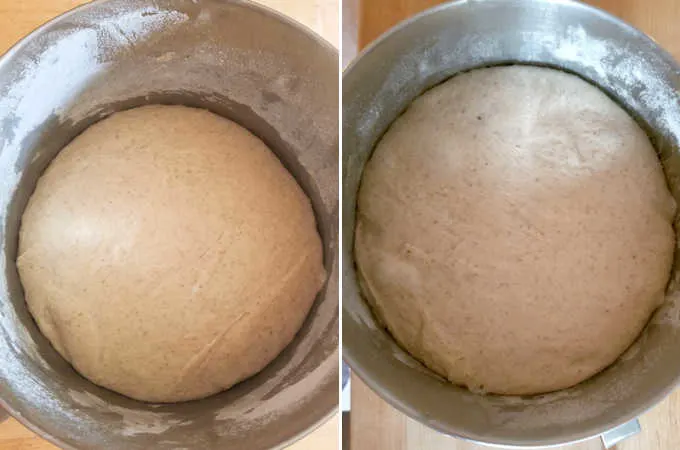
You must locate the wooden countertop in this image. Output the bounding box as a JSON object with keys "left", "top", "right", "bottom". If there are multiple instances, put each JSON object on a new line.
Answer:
{"left": 0, "top": 0, "right": 338, "bottom": 449}
{"left": 350, "top": 1, "right": 680, "bottom": 449}
{"left": 357, "top": 0, "right": 680, "bottom": 54}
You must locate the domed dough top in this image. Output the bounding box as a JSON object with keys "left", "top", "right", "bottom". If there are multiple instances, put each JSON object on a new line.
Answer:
{"left": 355, "top": 66, "right": 676, "bottom": 395}
{"left": 17, "top": 105, "right": 325, "bottom": 402}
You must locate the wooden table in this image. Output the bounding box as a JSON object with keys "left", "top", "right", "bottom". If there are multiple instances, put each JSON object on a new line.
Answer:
{"left": 349, "top": 1, "right": 680, "bottom": 449}
{"left": 0, "top": 0, "right": 338, "bottom": 448}
{"left": 356, "top": 0, "right": 680, "bottom": 53}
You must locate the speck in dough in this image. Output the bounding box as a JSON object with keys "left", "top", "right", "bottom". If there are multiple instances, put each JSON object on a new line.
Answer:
{"left": 355, "top": 65, "right": 676, "bottom": 395}
{"left": 18, "top": 105, "right": 326, "bottom": 403}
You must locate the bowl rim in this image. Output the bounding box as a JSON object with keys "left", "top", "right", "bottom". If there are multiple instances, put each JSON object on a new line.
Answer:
{"left": 0, "top": 0, "right": 338, "bottom": 448}
{"left": 342, "top": 0, "right": 680, "bottom": 447}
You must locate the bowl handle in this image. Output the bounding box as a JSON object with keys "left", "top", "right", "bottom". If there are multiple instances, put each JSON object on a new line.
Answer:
{"left": 600, "top": 419, "right": 641, "bottom": 448}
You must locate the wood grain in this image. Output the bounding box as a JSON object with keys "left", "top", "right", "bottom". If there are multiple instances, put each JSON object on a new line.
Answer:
{"left": 351, "top": 0, "right": 680, "bottom": 449}
{"left": 0, "top": 0, "right": 339, "bottom": 448}
{"left": 0, "top": 0, "right": 85, "bottom": 55}
{"left": 358, "top": 0, "right": 680, "bottom": 61}
{"left": 0, "top": 420, "right": 59, "bottom": 450}
{"left": 358, "top": 0, "right": 442, "bottom": 47}
{"left": 587, "top": 0, "right": 680, "bottom": 60}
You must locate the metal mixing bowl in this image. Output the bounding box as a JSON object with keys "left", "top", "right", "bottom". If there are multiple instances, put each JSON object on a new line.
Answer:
{"left": 343, "top": 0, "right": 680, "bottom": 447}
{"left": 0, "top": 0, "right": 338, "bottom": 449}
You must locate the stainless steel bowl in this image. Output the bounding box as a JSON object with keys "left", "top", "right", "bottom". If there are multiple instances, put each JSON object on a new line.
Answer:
{"left": 343, "top": 0, "right": 680, "bottom": 447}
{"left": 0, "top": 1, "right": 338, "bottom": 449}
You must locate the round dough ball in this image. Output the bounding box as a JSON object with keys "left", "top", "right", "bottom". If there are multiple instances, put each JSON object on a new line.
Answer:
{"left": 18, "top": 105, "right": 326, "bottom": 403}
{"left": 355, "top": 66, "right": 676, "bottom": 396}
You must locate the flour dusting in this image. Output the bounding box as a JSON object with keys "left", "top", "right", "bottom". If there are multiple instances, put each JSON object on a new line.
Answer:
{"left": 69, "top": 390, "right": 189, "bottom": 437}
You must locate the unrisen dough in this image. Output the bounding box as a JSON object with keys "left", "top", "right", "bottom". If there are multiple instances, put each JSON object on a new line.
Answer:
{"left": 355, "top": 66, "right": 676, "bottom": 395}
{"left": 18, "top": 105, "right": 325, "bottom": 403}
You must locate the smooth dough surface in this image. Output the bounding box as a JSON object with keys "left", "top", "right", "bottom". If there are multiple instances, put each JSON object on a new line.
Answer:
{"left": 18, "top": 105, "right": 325, "bottom": 403}
{"left": 355, "top": 66, "right": 676, "bottom": 395}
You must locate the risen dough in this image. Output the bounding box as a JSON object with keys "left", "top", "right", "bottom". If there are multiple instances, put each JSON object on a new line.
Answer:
{"left": 355, "top": 66, "right": 676, "bottom": 395}
{"left": 18, "top": 105, "right": 325, "bottom": 403}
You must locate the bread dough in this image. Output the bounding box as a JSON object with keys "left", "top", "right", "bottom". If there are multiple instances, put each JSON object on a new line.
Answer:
{"left": 17, "top": 105, "right": 326, "bottom": 403}
{"left": 355, "top": 65, "right": 676, "bottom": 395}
